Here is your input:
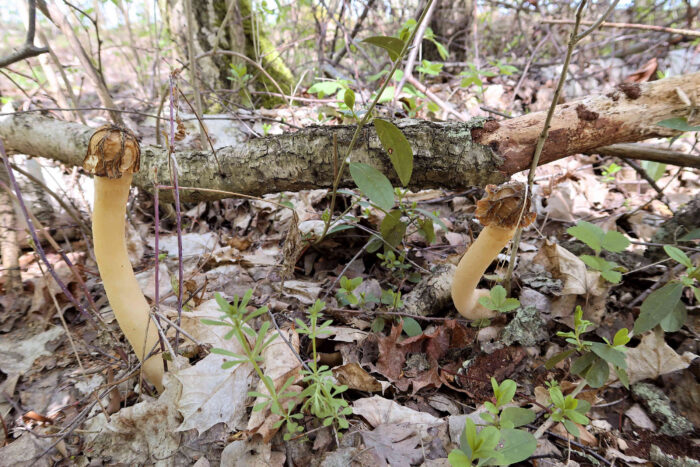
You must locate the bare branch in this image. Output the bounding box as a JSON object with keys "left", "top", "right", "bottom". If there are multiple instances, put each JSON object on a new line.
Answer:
{"left": 0, "top": 0, "right": 49, "bottom": 69}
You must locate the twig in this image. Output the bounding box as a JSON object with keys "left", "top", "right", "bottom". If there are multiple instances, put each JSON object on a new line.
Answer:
{"left": 0, "top": 0, "right": 48, "bottom": 68}
{"left": 0, "top": 141, "right": 96, "bottom": 326}
{"left": 394, "top": 0, "right": 438, "bottom": 98}
{"left": 405, "top": 75, "right": 469, "bottom": 121}
{"left": 317, "top": 0, "right": 437, "bottom": 243}
{"left": 167, "top": 74, "right": 184, "bottom": 357}
{"left": 542, "top": 19, "right": 700, "bottom": 38}
{"left": 592, "top": 144, "right": 700, "bottom": 169}
{"left": 505, "top": 0, "right": 619, "bottom": 291}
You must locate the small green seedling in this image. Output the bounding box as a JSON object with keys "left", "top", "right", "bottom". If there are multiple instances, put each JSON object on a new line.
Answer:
{"left": 449, "top": 378, "right": 537, "bottom": 467}
{"left": 547, "top": 306, "right": 630, "bottom": 388}
{"left": 567, "top": 221, "right": 630, "bottom": 283}
{"left": 546, "top": 386, "right": 591, "bottom": 438}
{"left": 478, "top": 285, "right": 520, "bottom": 313}
{"left": 336, "top": 275, "right": 363, "bottom": 306}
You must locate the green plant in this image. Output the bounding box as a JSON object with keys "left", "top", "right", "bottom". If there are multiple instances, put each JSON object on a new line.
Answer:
{"left": 547, "top": 306, "right": 631, "bottom": 388}
{"left": 448, "top": 378, "right": 537, "bottom": 466}
{"left": 204, "top": 291, "right": 302, "bottom": 439}
{"left": 600, "top": 162, "right": 621, "bottom": 182}
{"left": 295, "top": 300, "right": 352, "bottom": 430}
{"left": 336, "top": 275, "right": 363, "bottom": 306}
{"left": 477, "top": 285, "right": 520, "bottom": 313}
{"left": 546, "top": 386, "right": 591, "bottom": 438}
{"left": 228, "top": 63, "right": 253, "bottom": 106}
{"left": 205, "top": 292, "right": 351, "bottom": 439}
{"left": 567, "top": 220, "right": 630, "bottom": 283}
{"left": 634, "top": 245, "right": 698, "bottom": 334}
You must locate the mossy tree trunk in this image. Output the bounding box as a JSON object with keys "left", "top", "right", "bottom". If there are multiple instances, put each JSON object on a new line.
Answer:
{"left": 161, "top": 0, "right": 294, "bottom": 107}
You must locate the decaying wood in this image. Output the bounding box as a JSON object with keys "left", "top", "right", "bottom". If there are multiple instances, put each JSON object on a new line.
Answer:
{"left": 473, "top": 72, "right": 699, "bottom": 174}
{"left": 0, "top": 72, "right": 697, "bottom": 202}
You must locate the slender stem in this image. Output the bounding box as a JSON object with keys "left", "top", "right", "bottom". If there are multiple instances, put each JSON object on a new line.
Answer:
{"left": 316, "top": 0, "right": 436, "bottom": 243}
{"left": 168, "top": 74, "right": 184, "bottom": 356}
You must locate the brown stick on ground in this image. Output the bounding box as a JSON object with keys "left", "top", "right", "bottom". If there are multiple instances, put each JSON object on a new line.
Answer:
{"left": 0, "top": 72, "right": 698, "bottom": 201}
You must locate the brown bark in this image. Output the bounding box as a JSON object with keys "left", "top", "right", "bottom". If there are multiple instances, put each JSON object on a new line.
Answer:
{"left": 0, "top": 72, "right": 697, "bottom": 202}
{"left": 473, "top": 73, "right": 699, "bottom": 174}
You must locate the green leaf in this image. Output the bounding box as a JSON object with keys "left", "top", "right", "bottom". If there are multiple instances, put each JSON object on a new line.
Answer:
{"left": 642, "top": 160, "right": 667, "bottom": 182}
{"left": 417, "top": 218, "right": 435, "bottom": 244}
{"left": 584, "top": 356, "right": 609, "bottom": 388}
{"left": 545, "top": 349, "right": 575, "bottom": 370}
{"left": 214, "top": 292, "right": 230, "bottom": 312}
{"left": 679, "top": 228, "right": 700, "bottom": 241}
{"left": 349, "top": 162, "right": 394, "bottom": 211}
{"left": 447, "top": 449, "right": 472, "bottom": 467}
{"left": 308, "top": 81, "right": 344, "bottom": 98}
{"left": 362, "top": 36, "right": 405, "bottom": 61}
{"left": 495, "top": 379, "right": 517, "bottom": 406}
{"left": 380, "top": 210, "right": 407, "bottom": 249}
{"left": 373, "top": 118, "right": 414, "bottom": 186}
{"left": 401, "top": 317, "right": 422, "bottom": 337}
{"left": 477, "top": 426, "right": 501, "bottom": 453}
{"left": 343, "top": 88, "right": 355, "bottom": 110}
{"left": 664, "top": 245, "right": 693, "bottom": 268}
{"left": 567, "top": 221, "right": 604, "bottom": 254}
{"left": 660, "top": 300, "right": 687, "bottom": 332}
{"left": 561, "top": 419, "right": 580, "bottom": 437}
{"left": 490, "top": 285, "right": 507, "bottom": 305}
{"left": 570, "top": 352, "right": 596, "bottom": 376}
{"left": 590, "top": 343, "right": 627, "bottom": 369}
{"left": 601, "top": 231, "right": 630, "bottom": 253}
{"left": 500, "top": 407, "right": 536, "bottom": 428}
{"left": 613, "top": 328, "right": 631, "bottom": 347}
{"left": 634, "top": 281, "right": 684, "bottom": 334}
{"left": 600, "top": 268, "right": 622, "bottom": 284}
{"left": 549, "top": 387, "right": 565, "bottom": 408}
{"left": 496, "top": 429, "right": 537, "bottom": 465}
{"left": 656, "top": 117, "right": 700, "bottom": 132}
{"left": 615, "top": 366, "right": 630, "bottom": 389}
{"left": 580, "top": 254, "right": 606, "bottom": 271}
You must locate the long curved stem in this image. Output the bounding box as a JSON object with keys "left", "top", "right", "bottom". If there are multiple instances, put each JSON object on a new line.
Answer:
{"left": 93, "top": 174, "right": 164, "bottom": 391}
{"left": 452, "top": 225, "right": 515, "bottom": 319}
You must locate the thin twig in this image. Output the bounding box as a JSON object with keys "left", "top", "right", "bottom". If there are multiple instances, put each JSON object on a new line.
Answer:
{"left": 543, "top": 19, "right": 700, "bottom": 38}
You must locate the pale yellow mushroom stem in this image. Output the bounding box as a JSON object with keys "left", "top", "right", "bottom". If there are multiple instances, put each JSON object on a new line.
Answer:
{"left": 85, "top": 125, "right": 164, "bottom": 392}
{"left": 451, "top": 182, "right": 535, "bottom": 320}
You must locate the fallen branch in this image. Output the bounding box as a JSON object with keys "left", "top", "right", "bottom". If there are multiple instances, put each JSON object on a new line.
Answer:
{"left": 0, "top": 72, "right": 697, "bottom": 202}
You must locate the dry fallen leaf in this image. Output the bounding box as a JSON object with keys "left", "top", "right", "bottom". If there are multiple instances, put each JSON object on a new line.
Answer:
{"left": 361, "top": 423, "right": 424, "bottom": 467}
{"left": 333, "top": 362, "right": 382, "bottom": 392}
{"left": 353, "top": 396, "right": 441, "bottom": 437}
{"left": 623, "top": 329, "right": 697, "bottom": 384}
{"left": 86, "top": 374, "right": 183, "bottom": 465}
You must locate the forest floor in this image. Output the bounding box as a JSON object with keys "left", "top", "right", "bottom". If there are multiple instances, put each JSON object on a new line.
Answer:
{"left": 0, "top": 38, "right": 699, "bottom": 467}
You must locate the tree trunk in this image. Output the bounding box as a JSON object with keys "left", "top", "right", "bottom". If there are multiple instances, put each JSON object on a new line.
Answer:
{"left": 0, "top": 73, "right": 697, "bottom": 202}
{"left": 161, "top": 0, "right": 294, "bottom": 107}
{"left": 424, "top": 0, "right": 473, "bottom": 62}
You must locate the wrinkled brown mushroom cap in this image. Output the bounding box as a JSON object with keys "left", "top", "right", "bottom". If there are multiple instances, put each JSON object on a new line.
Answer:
{"left": 475, "top": 181, "right": 536, "bottom": 229}
{"left": 83, "top": 125, "right": 140, "bottom": 179}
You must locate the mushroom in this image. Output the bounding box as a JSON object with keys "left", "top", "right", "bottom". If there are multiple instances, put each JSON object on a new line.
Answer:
{"left": 451, "top": 181, "right": 535, "bottom": 320}
{"left": 84, "top": 125, "right": 164, "bottom": 391}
